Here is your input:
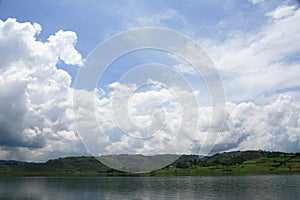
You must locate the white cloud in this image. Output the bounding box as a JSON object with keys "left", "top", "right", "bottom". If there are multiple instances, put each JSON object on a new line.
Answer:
{"left": 72, "top": 79, "right": 204, "bottom": 156}
{"left": 123, "top": 8, "right": 190, "bottom": 34}
{"left": 233, "top": 95, "right": 300, "bottom": 152}
{"left": 202, "top": 4, "right": 300, "bottom": 102}
{"left": 173, "top": 63, "right": 198, "bottom": 76}
{"left": 0, "top": 18, "right": 83, "bottom": 161}
{"left": 0, "top": 18, "right": 83, "bottom": 69}
{"left": 93, "top": 82, "right": 186, "bottom": 155}
{"left": 248, "top": 0, "right": 264, "bottom": 5}
{"left": 266, "top": 5, "right": 297, "bottom": 20}
{"left": 47, "top": 30, "right": 83, "bottom": 66}
{"left": 194, "top": 94, "right": 300, "bottom": 154}
{"left": 79, "top": 81, "right": 300, "bottom": 156}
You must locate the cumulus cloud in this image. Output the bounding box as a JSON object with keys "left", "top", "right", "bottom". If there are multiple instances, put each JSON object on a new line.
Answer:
{"left": 77, "top": 81, "right": 300, "bottom": 156}
{"left": 195, "top": 95, "right": 300, "bottom": 154}
{"left": 0, "top": 18, "right": 83, "bottom": 161}
{"left": 47, "top": 30, "right": 83, "bottom": 66}
{"left": 75, "top": 81, "right": 196, "bottom": 156}
{"left": 195, "top": 94, "right": 298, "bottom": 154}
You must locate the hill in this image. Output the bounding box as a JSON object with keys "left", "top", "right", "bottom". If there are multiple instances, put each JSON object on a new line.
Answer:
{"left": 0, "top": 151, "right": 299, "bottom": 176}
{"left": 154, "top": 151, "right": 300, "bottom": 176}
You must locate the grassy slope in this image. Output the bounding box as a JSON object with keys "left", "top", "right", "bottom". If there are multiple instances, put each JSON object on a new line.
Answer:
{"left": 153, "top": 151, "right": 300, "bottom": 176}
{"left": 0, "top": 157, "right": 114, "bottom": 176}
{"left": 0, "top": 151, "right": 300, "bottom": 176}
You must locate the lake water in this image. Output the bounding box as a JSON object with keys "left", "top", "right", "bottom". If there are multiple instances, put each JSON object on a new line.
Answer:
{"left": 0, "top": 175, "right": 299, "bottom": 199}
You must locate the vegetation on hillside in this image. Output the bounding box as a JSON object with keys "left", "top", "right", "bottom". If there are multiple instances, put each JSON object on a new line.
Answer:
{"left": 154, "top": 151, "right": 300, "bottom": 176}
{"left": 0, "top": 150, "right": 300, "bottom": 176}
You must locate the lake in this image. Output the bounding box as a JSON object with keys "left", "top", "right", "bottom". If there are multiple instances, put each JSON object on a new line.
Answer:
{"left": 0, "top": 175, "right": 299, "bottom": 199}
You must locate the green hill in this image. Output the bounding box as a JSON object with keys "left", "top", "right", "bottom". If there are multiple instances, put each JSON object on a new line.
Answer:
{"left": 154, "top": 151, "right": 300, "bottom": 176}
{"left": 0, "top": 151, "right": 300, "bottom": 176}
{"left": 0, "top": 156, "right": 114, "bottom": 176}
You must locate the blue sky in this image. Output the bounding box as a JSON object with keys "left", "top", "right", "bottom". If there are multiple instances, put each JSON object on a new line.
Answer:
{"left": 0, "top": 0, "right": 300, "bottom": 162}
{"left": 0, "top": 0, "right": 283, "bottom": 54}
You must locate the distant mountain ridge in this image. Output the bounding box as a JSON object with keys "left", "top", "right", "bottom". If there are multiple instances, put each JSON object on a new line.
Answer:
{"left": 0, "top": 150, "right": 299, "bottom": 176}
{"left": 0, "top": 160, "right": 29, "bottom": 165}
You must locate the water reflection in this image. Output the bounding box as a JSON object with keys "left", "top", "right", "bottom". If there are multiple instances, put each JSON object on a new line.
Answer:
{"left": 0, "top": 175, "right": 299, "bottom": 200}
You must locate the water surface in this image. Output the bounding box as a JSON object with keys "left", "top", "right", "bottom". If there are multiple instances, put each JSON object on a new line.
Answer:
{"left": 0, "top": 175, "right": 299, "bottom": 199}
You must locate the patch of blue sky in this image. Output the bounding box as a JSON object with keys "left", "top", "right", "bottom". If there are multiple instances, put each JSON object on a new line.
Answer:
{"left": 96, "top": 48, "right": 211, "bottom": 105}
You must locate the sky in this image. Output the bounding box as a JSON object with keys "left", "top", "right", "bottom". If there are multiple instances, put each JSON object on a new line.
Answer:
{"left": 0, "top": 0, "right": 300, "bottom": 162}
